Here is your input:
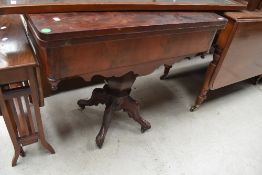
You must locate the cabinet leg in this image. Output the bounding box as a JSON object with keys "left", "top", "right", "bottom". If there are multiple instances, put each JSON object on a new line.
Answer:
{"left": 191, "top": 47, "right": 222, "bottom": 112}
{"left": 190, "top": 89, "right": 209, "bottom": 112}
{"left": 160, "top": 65, "right": 172, "bottom": 80}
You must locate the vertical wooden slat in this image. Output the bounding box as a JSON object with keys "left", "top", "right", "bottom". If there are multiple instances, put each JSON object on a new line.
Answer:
{"left": 16, "top": 97, "right": 30, "bottom": 136}
{"left": 24, "top": 95, "right": 36, "bottom": 134}
{"left": 36, "top": 67, "right": 45, "bottom": 107}
{"left": 8, "top": 99, "right": 24, "bottom": 137}
{"left": 28, "top": 67, "right": 55, "bottom": 154}
{"left": 22, "top": 95, "right": 33, "bottom": 134}
{"left": 5, "top": 100, "right": 19, "bottom": 139}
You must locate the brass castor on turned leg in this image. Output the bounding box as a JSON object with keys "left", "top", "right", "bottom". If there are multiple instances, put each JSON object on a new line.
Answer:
{"left": 190, "top": 105, "right": 200, "bottom": 112}
{"left": 190, "top": 90, "right": 208, "bottom": 112}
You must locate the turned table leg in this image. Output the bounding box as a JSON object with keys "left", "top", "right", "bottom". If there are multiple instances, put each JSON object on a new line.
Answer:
{"left": 190, "top": 47, "right": 222, "bottom": 112}
{"left": 77, "top": 72, "right": 151, "bottom": 148}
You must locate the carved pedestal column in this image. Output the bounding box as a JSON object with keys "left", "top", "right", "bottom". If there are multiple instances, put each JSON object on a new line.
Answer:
{"left": 77, "top": 72, "right": 151, "bottom": 148}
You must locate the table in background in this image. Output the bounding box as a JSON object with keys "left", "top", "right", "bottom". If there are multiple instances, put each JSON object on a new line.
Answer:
{"left": 190, "top": 10, "right": 262, "bottom": 111}
{"left": 0, "top": 0, "right": 245, "bottom": 14}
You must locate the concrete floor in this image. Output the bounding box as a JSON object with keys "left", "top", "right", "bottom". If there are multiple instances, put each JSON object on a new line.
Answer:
{"left": 1, "top": 56, "right": 262, "bottom": 175}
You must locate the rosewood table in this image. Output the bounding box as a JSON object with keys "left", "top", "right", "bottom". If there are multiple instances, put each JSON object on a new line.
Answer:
{"left": 23, "top": 12, "right": 226, "bottom": 147}
{"left": 0, "top": 0, "right": 246, "bottom": 97}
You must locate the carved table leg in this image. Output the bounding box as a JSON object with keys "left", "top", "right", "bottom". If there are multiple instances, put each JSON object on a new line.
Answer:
{"left": 122, "top": 96, "right": 151, "bottom": 133}
{"left": 77, "top": 72, "right": 151, "bottom": 148}
{"left": 190, "top": 47, "right": 222, "bottom": 112}
{"left": 77, "top": 88, "right": 109, "bottom": 110}
{"left": 160, "top": 64, "right": 172, "bottom": 80}
{"left": 96, "top": 103, "right": 114, "bottom": 148}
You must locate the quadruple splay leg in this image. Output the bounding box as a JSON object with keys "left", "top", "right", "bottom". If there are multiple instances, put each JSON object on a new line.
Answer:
{"left": 121, "top": 96, "right": 151, "bottom": 133}
{"left": 77, "top": 72, "right": 151, "bottom": 148}
{"left": 96, "top": 104, "right": 114, "bottom": 148}
{"left": 77, "top": 88, "right": 109, "bottom": 110}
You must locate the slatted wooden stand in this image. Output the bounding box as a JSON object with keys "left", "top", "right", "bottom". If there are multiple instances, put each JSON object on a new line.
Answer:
{"left": 0, "top": 15, "right": 55, "bottom": 167}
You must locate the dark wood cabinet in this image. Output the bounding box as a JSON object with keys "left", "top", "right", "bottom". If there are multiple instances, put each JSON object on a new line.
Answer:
{"left": 247, "top": 0, "right": 262, "bottom": 10}
{"left": 191, "top": 10, "right": 262, "bottom": 110}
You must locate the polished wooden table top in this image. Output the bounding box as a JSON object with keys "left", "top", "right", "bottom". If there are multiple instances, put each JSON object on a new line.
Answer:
{"left": 225, "top": 10, "right": 262, "bottom": 19}
{"left": 0, "top": 0, "right": 246, "bottom": 14}
{"left": 0, "top": 15, "right": 36, "bottom": 71}
{"left": 27, "top": 12, "right": 227, "bottom": 44}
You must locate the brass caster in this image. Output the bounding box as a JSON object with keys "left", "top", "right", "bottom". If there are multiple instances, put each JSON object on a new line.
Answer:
{"left": 190, "top": 105, "right": 199, "bottom": 112}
